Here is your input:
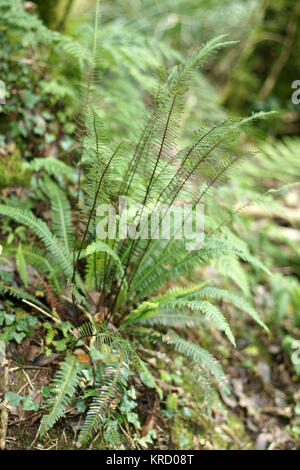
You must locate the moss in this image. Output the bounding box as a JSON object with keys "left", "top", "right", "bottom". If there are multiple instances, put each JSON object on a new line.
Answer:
{"left": 227, "top": 415, "right": 245, "bottom": 435}
{"left": 0, "top": 151, "right": 31, "bottom": 189}
{"left": 226, "top": 415, "right": 255, "bottom": 450}
{"left": 211, "top": 430, "right": 231, "bottom": 450}
{"left": 171, "top": 415, "right": 195, "bottom": 450}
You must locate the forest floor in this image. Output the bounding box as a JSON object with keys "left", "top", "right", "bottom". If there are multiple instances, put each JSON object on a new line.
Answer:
{"left": 1, "top": 305, "right": 299, "bottom": 450}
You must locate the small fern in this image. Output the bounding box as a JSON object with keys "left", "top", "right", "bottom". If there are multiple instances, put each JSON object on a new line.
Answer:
{"left": 40, "top": 355, "right": 83, "bottom": 437}
{"left": 77, "top": 361, "right": 127, "bottom": 445}
{"left": 162, "top": 332, "right": 229, "bottom": 394}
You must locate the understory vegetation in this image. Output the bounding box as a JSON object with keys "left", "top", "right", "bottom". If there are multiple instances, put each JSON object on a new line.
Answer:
{"left": 0, "top": 0, "right": 299, "bottom": 450}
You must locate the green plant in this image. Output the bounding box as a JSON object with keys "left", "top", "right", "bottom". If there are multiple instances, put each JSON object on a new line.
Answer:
{"left": 0, "top": 3, "right": 269, "bottom": 448}
{"left": 0, "top": 302, "right": 38, "bottom": 344}
{"left": 213, "top": 133, "right": 300, "bottom": 376}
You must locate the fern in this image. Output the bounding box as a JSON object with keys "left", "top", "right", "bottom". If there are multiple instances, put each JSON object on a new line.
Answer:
{"left": 16, "top": 243, "right": 28, "bottom": 288}
{"left": 0, "top": 205, "right": 73, "bottom": 280}
{"left": 0, "top": 3, "right": 272, "bottom": 447}
{"left": 141, "top": 309, "right": 207, "bottom": 328}
{"left": 162, "top": 332, "right": 229, "bottom": 394}
{"left": 23, "top": 157, "right": 75, "bottom": 180}
{"left": 193, "top": 286, "right": 269, "bottom": 332}
{"left": 0, "top": 282, "right": 49, "bottom": 311}
{"left": 75, "top": 321, "right": 161, "bottom": 444}
{"left": 162, "top": 300, "right": 235, "bottom": 346}
{"left": 77, "top": 361, "right": 126, "bottom": 445}
{"left": 43, "top": 177, "right": 73, "bottom": 255}
{"left": 85, "top": 240, "right": 126, "bottom": 281}
{"left": 40, "top": 355, "right": 83, "bottom": 436}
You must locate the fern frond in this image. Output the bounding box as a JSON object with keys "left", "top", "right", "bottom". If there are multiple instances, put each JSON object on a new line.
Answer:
{"left": 23, "top": 157, "right": 75, "bottom": 179}
{"left": 0, "top": 205, "right": 73, "bottom": 280}
{"left": 0, "top": 282, "right": 49, "bottom": 311}
{"left": 43, "top": 177, "right": 74, "bottom": 255}
{"left": 40, "top": 355, "right": 83, "bottom": 436}
{"left": 162, "top": 333, "right": 229, "bottom": 394}
{"left": 78, "top": 361, "right": 126, "bottom": 445}
{"left": 123, "top": 296, "right": 235, "bottom": 345}
{"left": 78, "top": 321, "right": 162, "bottom": 398}
{"left": 189, "top": 286, "right": 269, "bottom": 332}
{"left": 85, "top": 240, "right": 125, "bottom": 280}
{"left": 16, "top": 243, "right": 28, "bottom": 288}
{"left": 162, "top": 300, "right": 235, "bottom": 346}
{"left": 141, "top": 309, "right": 206, "bottom": 328}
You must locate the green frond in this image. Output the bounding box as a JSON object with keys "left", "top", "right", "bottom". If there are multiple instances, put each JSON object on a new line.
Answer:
{"left": 212, "top": 255, "right": 250, "bottom": 297}
{"left": 0, "top": 282, "right": 49, "bottom": 311}
{"left": 78, "top": 361, "right": 126, "bottom": 445}
{"left": 6, "top": 245, "right": 61, "bottom": 291}
{"left": 189, "top": 286, "right": 269, "bottom": 332}
{"left": 162, "top": 300, "right": 235, "bottom": 346}
{"left": 40, "top": 355, "right": 83, "bottom": 437}
{"left": 85, "top": 240, "right": 126, "bottom": 281}
{"left": 78, "top": 321, "right": 162, "bottom": 399}
{"left": 162, "top": 332, "right": 229, "bottom": 394}
{"left": 16, "top": 243, "right": 28, "bottom": 288}
{"left": 43, "top": 177, "right": 74, "bottom": 255}
{"left": 0, "top": 205, "right": 73, "bottom": 280}
{"left": 23, "top": 157, "right": 75, "bottom": 179}
{"left": 123, "top": 295, "right": 235, "bottom": 345}
{"left": 246, "top": 137, "right": 300, "bottom": 184}
{"left": 141, "top": 309, "right": 206, "bottom": 328}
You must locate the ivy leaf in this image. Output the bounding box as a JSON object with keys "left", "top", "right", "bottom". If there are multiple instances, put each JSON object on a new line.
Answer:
{"left": 5, "top": 391, "right": 22, "bottom": 407}
{"left": 120, "top": 395, "right": 137, "bottom": 414}
{"left": 127, "top": 412, "right": 141, "bottom": 429}
{"left": 4, "top": 313, "right": 15, "bottom": 326}
{"left": 22, "top": 396, "right": 39, "bottom": 411}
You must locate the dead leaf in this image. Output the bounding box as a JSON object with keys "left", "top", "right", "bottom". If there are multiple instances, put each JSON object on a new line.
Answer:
{"left": 34, "top": 353, "right": 59, "bottom": 366}
{"left": 77, "top": 353, "right": 90, "bottom": 364}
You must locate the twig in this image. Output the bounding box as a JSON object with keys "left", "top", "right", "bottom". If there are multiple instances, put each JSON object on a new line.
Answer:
{"left": 22, "top": 369, "right": 35, "bottom": 391}
{"left": 11, "top": 363, "right": 51, "bottom": 370}
{"left": 28, "top": 422, "right": 41, "bottom": 450}
{"left": 22, "top": 299, "right": 60, "bottom": 323}
{"left": 0, "top": 364, "right": 9, "bottom": 449}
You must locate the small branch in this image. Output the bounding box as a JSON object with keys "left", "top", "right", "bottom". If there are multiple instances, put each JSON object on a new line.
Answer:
{"left": 22, "top": 299, "right": 60, "bottom": 323}
{"left": 0, "top": 364, "right": 9, "bottom": 450}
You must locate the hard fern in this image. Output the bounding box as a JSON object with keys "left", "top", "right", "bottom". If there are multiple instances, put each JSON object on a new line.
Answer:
{"left": 75, "top": 321, "right": 160, "bottom": 444}
{"left": 162, "top": 332, "right": 229, "bottom": 394}
{"left": 0, "top": 3, "right": 272, "bottom": 447}
{"left": 16, "top": 243, "right": 28, "bottom": 288}
{"left": 0, "top": 205, "right": 73, "bottom": 280}
{"left": 77, "top": 361, "right": 127, "bottom": 445}
{"left": 42, "top": 177, "right": 74, "bottom": 256}
{"left": 40, "top": 355, "right": 83, "bottom": 437}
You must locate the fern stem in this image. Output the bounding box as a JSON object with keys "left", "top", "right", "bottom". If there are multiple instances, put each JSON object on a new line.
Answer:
{"left": 72, "top": 142, "right": 123, "bottom": 284}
